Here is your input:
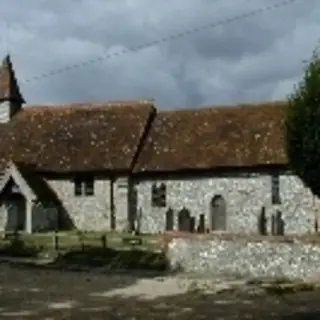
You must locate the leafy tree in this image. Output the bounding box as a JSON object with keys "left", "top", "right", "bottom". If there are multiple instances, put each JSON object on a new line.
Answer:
{"left": 285, "top": 50, "right": 320, "bottom": 196}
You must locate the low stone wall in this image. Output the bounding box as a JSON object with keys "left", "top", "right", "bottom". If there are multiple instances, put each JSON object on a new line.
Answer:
{"left": 166, "top": 235, "right": 320, "bottom": 280}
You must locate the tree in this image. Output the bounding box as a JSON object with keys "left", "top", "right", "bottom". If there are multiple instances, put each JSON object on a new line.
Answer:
{"left": 285, "top": 49, "right": 320, "bottom": 197}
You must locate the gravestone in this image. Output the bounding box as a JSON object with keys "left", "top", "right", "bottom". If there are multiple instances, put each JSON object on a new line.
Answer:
{"left": 178, "top": 208, "right": 191, "bottom": 232}
{"left": 198, "top": 214, "right": 205, "bottom": 233}
{"left": 276, "top": 210, "right": 285, "bottom": 235}
{"left": 258, "top": 206, "right": 267, "bottom": 235}
{"left": 210, "top": 195, "right": 227, "bottom": 231}
{"left": 165, "top": 208, "right": 174, "bottom": 231}
{"left": 189, "top": 216, "right": 195, "bottom": 233}
{"left": 271, "top": 211, "right": 285, "bottom": 236}
{"left": 271, "top": 214, "right": 276, "bottom": 235}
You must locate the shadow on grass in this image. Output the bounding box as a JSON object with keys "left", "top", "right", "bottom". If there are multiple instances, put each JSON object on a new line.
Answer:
{"left": 0, "top": 234, "right": 42, "bottom": 258}
{"left": 50, "top": 246, "right": 168, "bottom": 272}
{"left": 0, "top": 235, "right": 169, "bottom": 274}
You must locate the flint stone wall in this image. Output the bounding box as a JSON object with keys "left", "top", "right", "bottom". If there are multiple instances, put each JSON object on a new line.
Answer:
{"left": 167, "top": 236, "right": 320, "bottom": 280}
{"left": 135, "top": 173, "right": 317, "bottom": 235}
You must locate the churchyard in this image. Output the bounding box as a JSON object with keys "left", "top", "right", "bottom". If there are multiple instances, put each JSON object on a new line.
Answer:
{"left": 0, "top": 259, "right": 320, "bottom": 319}
{"left": 0, "top": 231, "right": 320, "bottom": 319}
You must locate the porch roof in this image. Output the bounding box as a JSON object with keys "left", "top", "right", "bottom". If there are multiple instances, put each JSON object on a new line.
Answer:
{"left": 0, "top": 162, "right": 60, "bottom": 204}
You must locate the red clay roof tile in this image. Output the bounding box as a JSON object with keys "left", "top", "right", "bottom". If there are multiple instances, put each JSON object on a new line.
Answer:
{"left": 0, "top": 101, "right": 155, "bottom": 172}
{"left": 134, "top": 101, "right": 287, "bottom": 172}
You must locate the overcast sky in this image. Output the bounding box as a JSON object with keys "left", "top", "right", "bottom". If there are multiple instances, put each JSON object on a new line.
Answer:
{"left": 0, "top": 0, "right": 319, "bottom": 109}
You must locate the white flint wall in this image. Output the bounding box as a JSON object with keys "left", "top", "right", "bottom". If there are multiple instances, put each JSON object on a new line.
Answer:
{"left": 167, "top": 237, "right": 320, "bottom": 280}
{"left": 135, "top": 173, "right": 317, "bottom": 235}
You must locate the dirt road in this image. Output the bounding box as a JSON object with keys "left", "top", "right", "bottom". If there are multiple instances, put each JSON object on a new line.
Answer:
{"left": 0, "top": 261, "right": 319, "bottom": 319}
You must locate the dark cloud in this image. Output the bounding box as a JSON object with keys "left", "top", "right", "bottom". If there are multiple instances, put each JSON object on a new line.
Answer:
{"left": 0, "top": 0, "right": 319, "bottom": 109}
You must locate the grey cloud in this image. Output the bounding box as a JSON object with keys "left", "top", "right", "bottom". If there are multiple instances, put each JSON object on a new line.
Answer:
{"left": 0, "top": 0, "right": 319, "bottom": 108}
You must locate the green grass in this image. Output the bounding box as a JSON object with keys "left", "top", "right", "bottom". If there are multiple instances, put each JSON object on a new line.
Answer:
{"left": 0, "top": 230, "right": 162, "bottom": 257}
{"left": 52, "top": 246, "right": 168, "bottom": 271}
{"left": 0, "top": 231, "right": 167, "bottom": 271}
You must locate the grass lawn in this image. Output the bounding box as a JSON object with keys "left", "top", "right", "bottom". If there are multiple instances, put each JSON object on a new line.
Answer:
{"left": 0, "top": 231, "right": 167, "bottom": 271}
{"left": 0, "top": 230, "right": 161, "bottom": 250}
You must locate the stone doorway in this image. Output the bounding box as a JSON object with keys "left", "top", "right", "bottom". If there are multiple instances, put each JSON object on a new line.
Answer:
{"left": 6, "top": 193, "right": 26, "bottom": 231}
{"left": 210, "top": 195, "right": 226, "bottom": 231}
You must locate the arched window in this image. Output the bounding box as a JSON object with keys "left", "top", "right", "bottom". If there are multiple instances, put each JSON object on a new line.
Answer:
{"left": 151, "top": 183, "right": 166, "bottom": 207}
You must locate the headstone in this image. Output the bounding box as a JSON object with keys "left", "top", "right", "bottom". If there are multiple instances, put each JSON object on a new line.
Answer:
{"left": 210, "top": 195, "right": 227, "bottom": 231}
{"left": 189, "top": 216, "right": 195, "bottom": 233}
{"left": 165, "top": 208, "right": 174, "bottom": 231}
{"left": 271, "top": 214, "right": 276, "bottom": 235}
{"left": 276, "top": 210, "right": 285, "bottom": 235}
{"left": 178, "top": 208, "right": 191, "bottom": 232}
{"left": 198, "top": 214, "right": 205, "bottom": 233}
{"left": 258, "top": 206, "right": 267, "bottom": 235}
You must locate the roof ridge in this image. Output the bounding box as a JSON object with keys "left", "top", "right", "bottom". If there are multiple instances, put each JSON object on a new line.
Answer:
{"left": 158, "top": 100, "right": 287, "bottom": 114}
{"left": 24, "top": 99, "right": 155, "bottom": 110}
{"left": 22, "top": 101, "right": 155, "bottom": 113}
{"left": 29, "top": 99, "right": 154, "bottom": 106}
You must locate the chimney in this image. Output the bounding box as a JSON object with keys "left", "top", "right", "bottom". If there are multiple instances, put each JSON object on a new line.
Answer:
{"left": 0, "top": 55, "right": 25, "bottom": 122}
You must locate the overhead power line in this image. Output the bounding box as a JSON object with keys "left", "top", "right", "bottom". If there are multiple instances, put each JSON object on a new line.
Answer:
{"left": 23, "top": 0, "right": 302, "bottom": 84}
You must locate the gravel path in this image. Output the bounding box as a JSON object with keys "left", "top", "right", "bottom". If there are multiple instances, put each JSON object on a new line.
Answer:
{"left": 0, "top": 261, "right": 319, "bottom": 319}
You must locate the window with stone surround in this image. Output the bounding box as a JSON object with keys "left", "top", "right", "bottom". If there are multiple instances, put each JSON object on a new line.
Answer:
{"left": 74, "top": 176, "right": 94, "bottom": 196}
{"left": 271, "top": 174, "right": 281, "bottom": 204}
{"left": 151, "top": 183, "right": 166, "bottom": 207}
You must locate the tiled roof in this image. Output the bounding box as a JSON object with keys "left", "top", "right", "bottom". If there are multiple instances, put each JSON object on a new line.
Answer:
{"left": 0, "top": 55, "right": 290, "bottom": 174}
{"left": 0, "top": 101, "right": 155, "bottom": 172}
{"left": 0, "top": 55, "right": 25, "bottom": 103}
{"left": 134, "top": 101, "right": 287, "bottom": 172}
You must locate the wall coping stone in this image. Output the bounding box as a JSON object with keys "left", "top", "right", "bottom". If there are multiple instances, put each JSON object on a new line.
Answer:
{"left": 161, "top": 231, "right": 320, "bottom": 249}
